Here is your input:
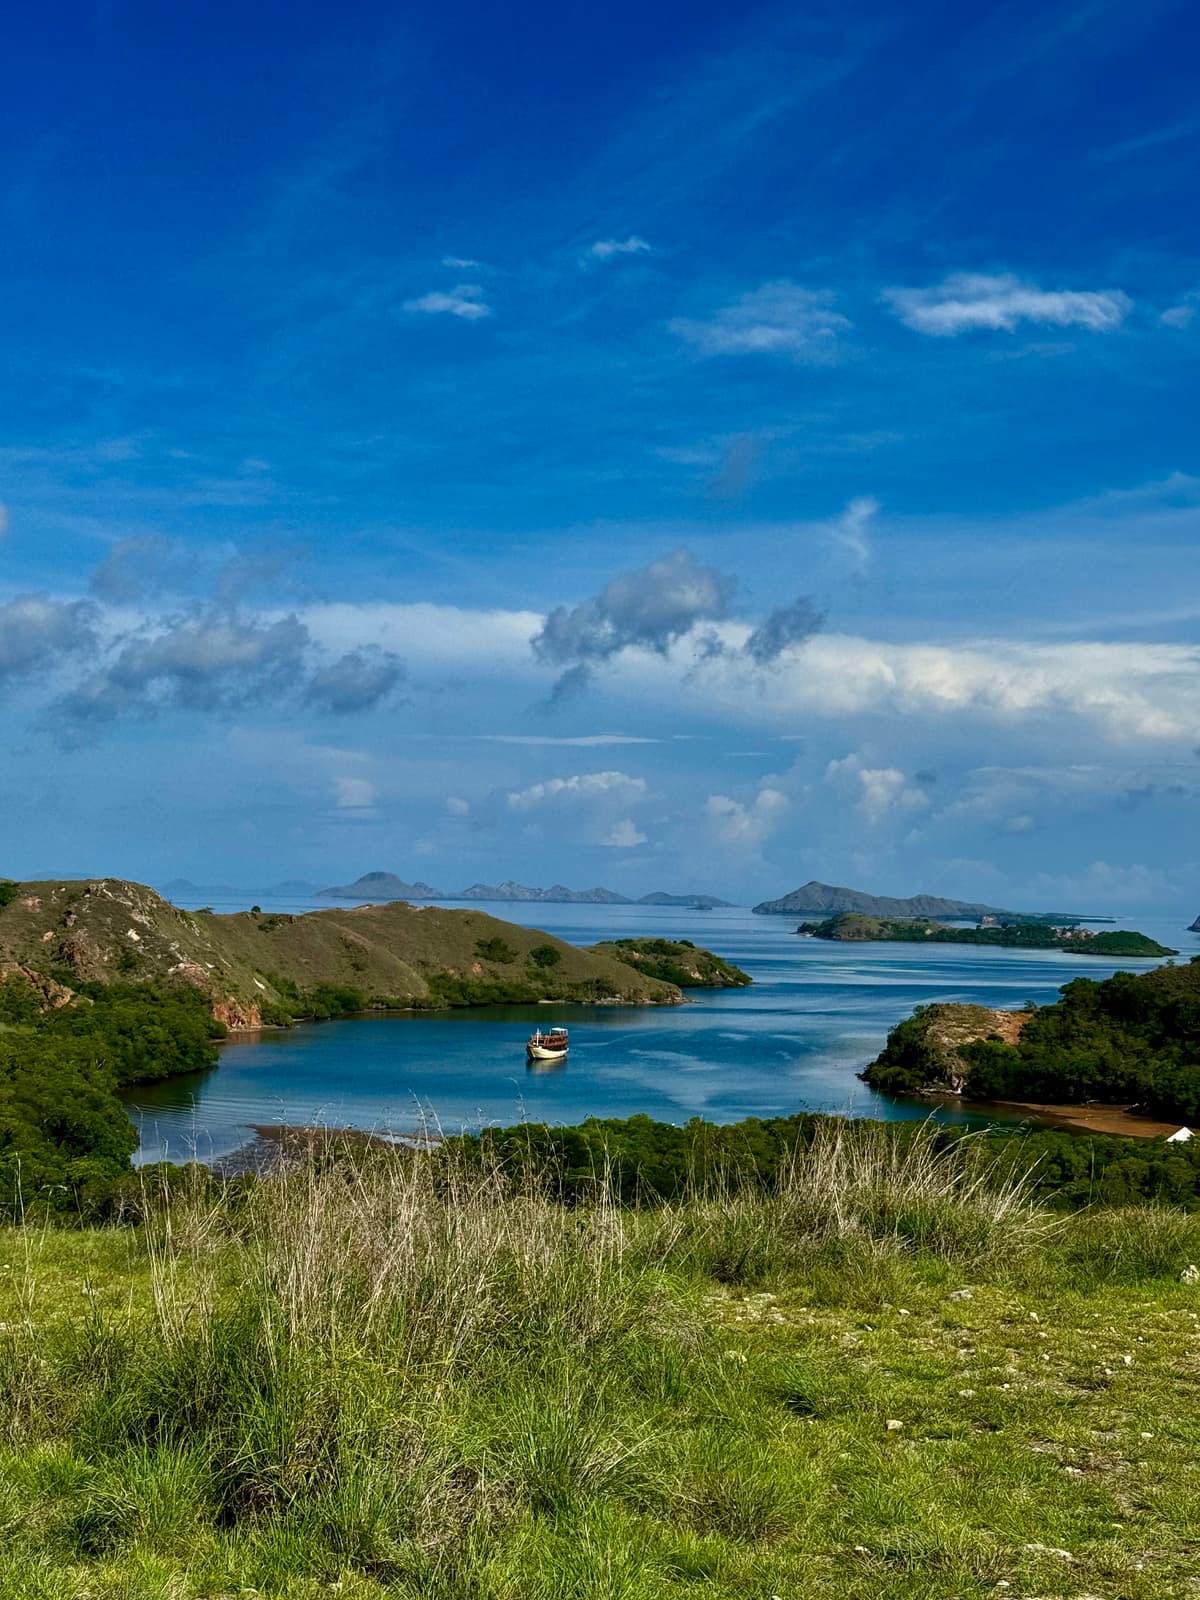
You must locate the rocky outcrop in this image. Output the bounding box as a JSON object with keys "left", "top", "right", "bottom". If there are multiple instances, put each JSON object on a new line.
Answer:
{"left": 862, "top": 1003, "right": 1033, "bottom": 1095}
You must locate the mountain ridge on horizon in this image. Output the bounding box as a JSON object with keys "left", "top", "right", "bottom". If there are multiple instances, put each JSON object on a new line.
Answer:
{"left": 311, "top": 870, "right": 734, "bottom": 909}
{"left": 752, "top": 879, "right": 1100, "bottom": 921}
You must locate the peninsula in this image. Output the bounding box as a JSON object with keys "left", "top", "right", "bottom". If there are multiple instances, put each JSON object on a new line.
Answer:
{"left": 798, "top": 913, "right": 1175, "bottom": 958}
{"left": 0, "top": 877, "right": 690, "bottom": 1027}
{"left": 862, "top": 956, "right": 1200, "bottom": 1124}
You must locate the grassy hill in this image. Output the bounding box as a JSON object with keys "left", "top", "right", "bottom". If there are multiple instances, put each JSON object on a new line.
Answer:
{"left": 2, "top": 1128, "right": 1199, "bottom": 1598}
{"left": 0, "top": 877, "right": 683, "bottom": 1025}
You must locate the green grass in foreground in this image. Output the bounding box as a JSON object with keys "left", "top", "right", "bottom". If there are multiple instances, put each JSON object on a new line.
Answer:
{"left": 2, "top": 1127, "right": 1200, "bottom": 1598}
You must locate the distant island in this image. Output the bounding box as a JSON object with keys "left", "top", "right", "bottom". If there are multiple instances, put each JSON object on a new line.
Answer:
{"left": 1191, "top": 913, "right": 1200, "bottom": 932}
{"left": 753, "top": 878, "right": 1104, "bottom": 923}
{"left": 799, "top": 912, "right": 1175, "bottom": 958}
{"left": 313, "top": 870, "right": 732, "bottom": 909}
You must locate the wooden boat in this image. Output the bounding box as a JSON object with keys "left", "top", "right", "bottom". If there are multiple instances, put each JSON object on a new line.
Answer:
{"left": 526, "top": 1026, "right": 569, "bottom": 1062}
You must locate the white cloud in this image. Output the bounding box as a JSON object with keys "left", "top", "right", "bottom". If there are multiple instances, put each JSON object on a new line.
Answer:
{"left": 588, "top": 236, "right": 651, "bottom": 260}
{"left": 704, "top": 786, "right": 788, "bottom": 849}
{"left": 1161, "top": 292, "right": 1198, "bottom": 329}
{"left": 825, "top": 754, "right": 930, "bottom": 822}
{"left": 1023, "top": 860, "right": 1179, "bottom": 910}
{"left": 482, "top": 733, "right": 660, "bottom": 747}
{"left": 884, "top": 272, "right": 1131, "bottom": 336}
{"left": 828, "top": 496, "right": 879, "bottom": 578}
{"left": 671, "top": 281, "right": 849, "bottom": 360}
{"left": 442, "top": 256, "right": 481, "bottom": 269}
{"left": 507, "top": 770, "right": 647, "bottom": 811}
{"left": 402, "top": 284, "right": 492, "bottom": 321}
{"left": 602, "top": 818, "right": 647, "bottom": 847}
{"left": 334, "top": 775, "right": 377, "bottom": 810}
{"left": 445, "top": 795, "right": 470, "bottom": 816}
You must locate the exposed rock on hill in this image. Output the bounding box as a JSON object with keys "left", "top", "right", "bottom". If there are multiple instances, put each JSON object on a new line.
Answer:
{"left": 862, "top": 1003, "right": 1033, "bottom": 1095}
{"left": 0, "top": 878, "right": 684, "bottom": 1026}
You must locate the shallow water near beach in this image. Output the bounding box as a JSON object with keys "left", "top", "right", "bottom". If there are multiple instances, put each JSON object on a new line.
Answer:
{"left": 124, "top": 899, "right": 1199, "bottom": 1165}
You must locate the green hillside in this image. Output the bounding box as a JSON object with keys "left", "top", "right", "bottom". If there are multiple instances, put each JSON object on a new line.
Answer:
{"left": 588, "top": 937, "right": 751, "bottom": 988}
{"left": 864, "top": 958, "right": 1200, "bottom": 1120}
{"left": 799, "top": 912, "right": 1176, "bottom": 956}
{"left": 0, "top": 877, "right": 683, "bottom": 1024}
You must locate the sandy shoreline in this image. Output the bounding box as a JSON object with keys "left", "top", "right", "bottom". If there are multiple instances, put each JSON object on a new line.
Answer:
{"left": 978, "top": 1099, "right": 1185, "bottom": 1140}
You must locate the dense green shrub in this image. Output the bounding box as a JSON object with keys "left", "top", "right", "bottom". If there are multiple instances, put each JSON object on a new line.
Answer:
{"left": 475, "top": 936, "right": 518, "bottom": 964}
{"left": 528, "top": 943, "right": 562, "bottom": 969}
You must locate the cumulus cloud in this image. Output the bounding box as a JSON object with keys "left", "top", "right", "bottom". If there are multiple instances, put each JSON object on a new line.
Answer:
{"left": 402, "top": 284, "right": 492, "bottom": 320}
{"left": 0, "top": 595, "right": 97, "bottom": 686}
{"left": 825, "top": 754, "right": 931, "bottom": 822}
{"left": 744, "top": 595, "right": 827, "bottom": 664}
{"left": 602, "top": 818, "right": 647, "bottom": 847}
{"left": 588, "top": 236, "right": 651, "bottom": 260}
{"left": 671, "top": 281, "right": 849, "bottom": 360}
{"left": 533, "top": 549, "right": 735, "bottom": 687}
{"left": 56, "top": 609, "right": 310, "bottom": 724}
{"left": 306, "top": 646, "right": 404, "bottom": 714}
{"left": 884, "top": 273, "right": 1131, "bottom": 336}
{"left": 445, "top": 795, "right": 470, "bottom": 816}
{"left": 507, "top": 770, "right": 647, "bottom": 811}
{"left": 704, "top": 786, "right": 788, "bottom": 849}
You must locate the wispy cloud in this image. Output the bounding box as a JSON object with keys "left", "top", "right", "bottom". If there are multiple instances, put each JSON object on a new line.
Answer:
{"left": 441, "top": 255, "right": 481, "bottom": 269}
{"left": 507, "top": 770, "right": 647, "bottom": 810}
{"left": 587, "top": 235, "right": 652, "bottom": 261}
{"left": 402, "top": 283, "right": 493, "bottom": 320}
{"left": 884, "top": 272, "right": 1131, "bottom": 336}
{"left": 482, "top": 733, "right": 660, "bottom": 746}
{"left": 671, "top": 281, "right": 849, "bottom": 360}
{"left": 1161, "top": 291, "right": 1198, "bottom": 330}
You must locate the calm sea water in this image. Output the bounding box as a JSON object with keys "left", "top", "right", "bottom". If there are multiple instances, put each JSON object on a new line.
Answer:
{"left": 123, "top": 899, "right": 1200, "bottom": 1165}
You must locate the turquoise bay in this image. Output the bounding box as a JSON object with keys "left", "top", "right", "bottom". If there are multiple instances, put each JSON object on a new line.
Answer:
{"left": 124, "top": 900, "right": 1199, "bottom": 1165}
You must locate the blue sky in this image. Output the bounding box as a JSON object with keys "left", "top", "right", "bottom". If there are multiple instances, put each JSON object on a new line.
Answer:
{"left": 2, "top": 0, "right": 1198, "bottom": 908}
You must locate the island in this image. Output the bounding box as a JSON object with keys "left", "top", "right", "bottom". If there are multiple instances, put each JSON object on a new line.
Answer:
{"left": 753, "top": 878, "right": 1102, "bottom": 923}
{"left": 1191, "top": 913, "right": 1200, "bottom": 932}
{"left": 797, "top": 913, "right": 1176, "bottom": 958}
{"left": 312, "top": 872, "right": 733, "bottom": 907}
{"left": 587, "top": 938, "right": 751, "bottom": 988}
{"left": 861, "top": 956, "right": 1200, "bottom": 1125}
{"left": 0, "top": 877, "right": 707, "bottom": 1028}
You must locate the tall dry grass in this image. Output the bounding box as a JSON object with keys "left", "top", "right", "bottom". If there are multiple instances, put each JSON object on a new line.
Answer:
{"left": 0, "top": 1122, "right": 1059, "bottom": 1587}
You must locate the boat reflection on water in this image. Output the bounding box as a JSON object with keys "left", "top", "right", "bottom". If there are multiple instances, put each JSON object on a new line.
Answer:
{"left": 526, "top": 1055, "right": 568, "bottom": 1074}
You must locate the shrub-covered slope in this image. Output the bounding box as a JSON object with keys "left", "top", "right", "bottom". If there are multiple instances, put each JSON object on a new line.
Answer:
{"left": 800, "top": 912, "right": 1175, "bottom": 956}
{"left": 864, "top": 959, "right": 1200, "bottom": 1120}
{"left": 587, "top": 937, "right": 751, "bottom": 988}
{"left": 0, "top": 878, "right": 683, "bottom": 1024}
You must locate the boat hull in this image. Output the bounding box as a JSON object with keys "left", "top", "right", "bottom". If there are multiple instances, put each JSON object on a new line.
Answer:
{"left": 526, "top": 1043, "right": 569, "bottom": 1061}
